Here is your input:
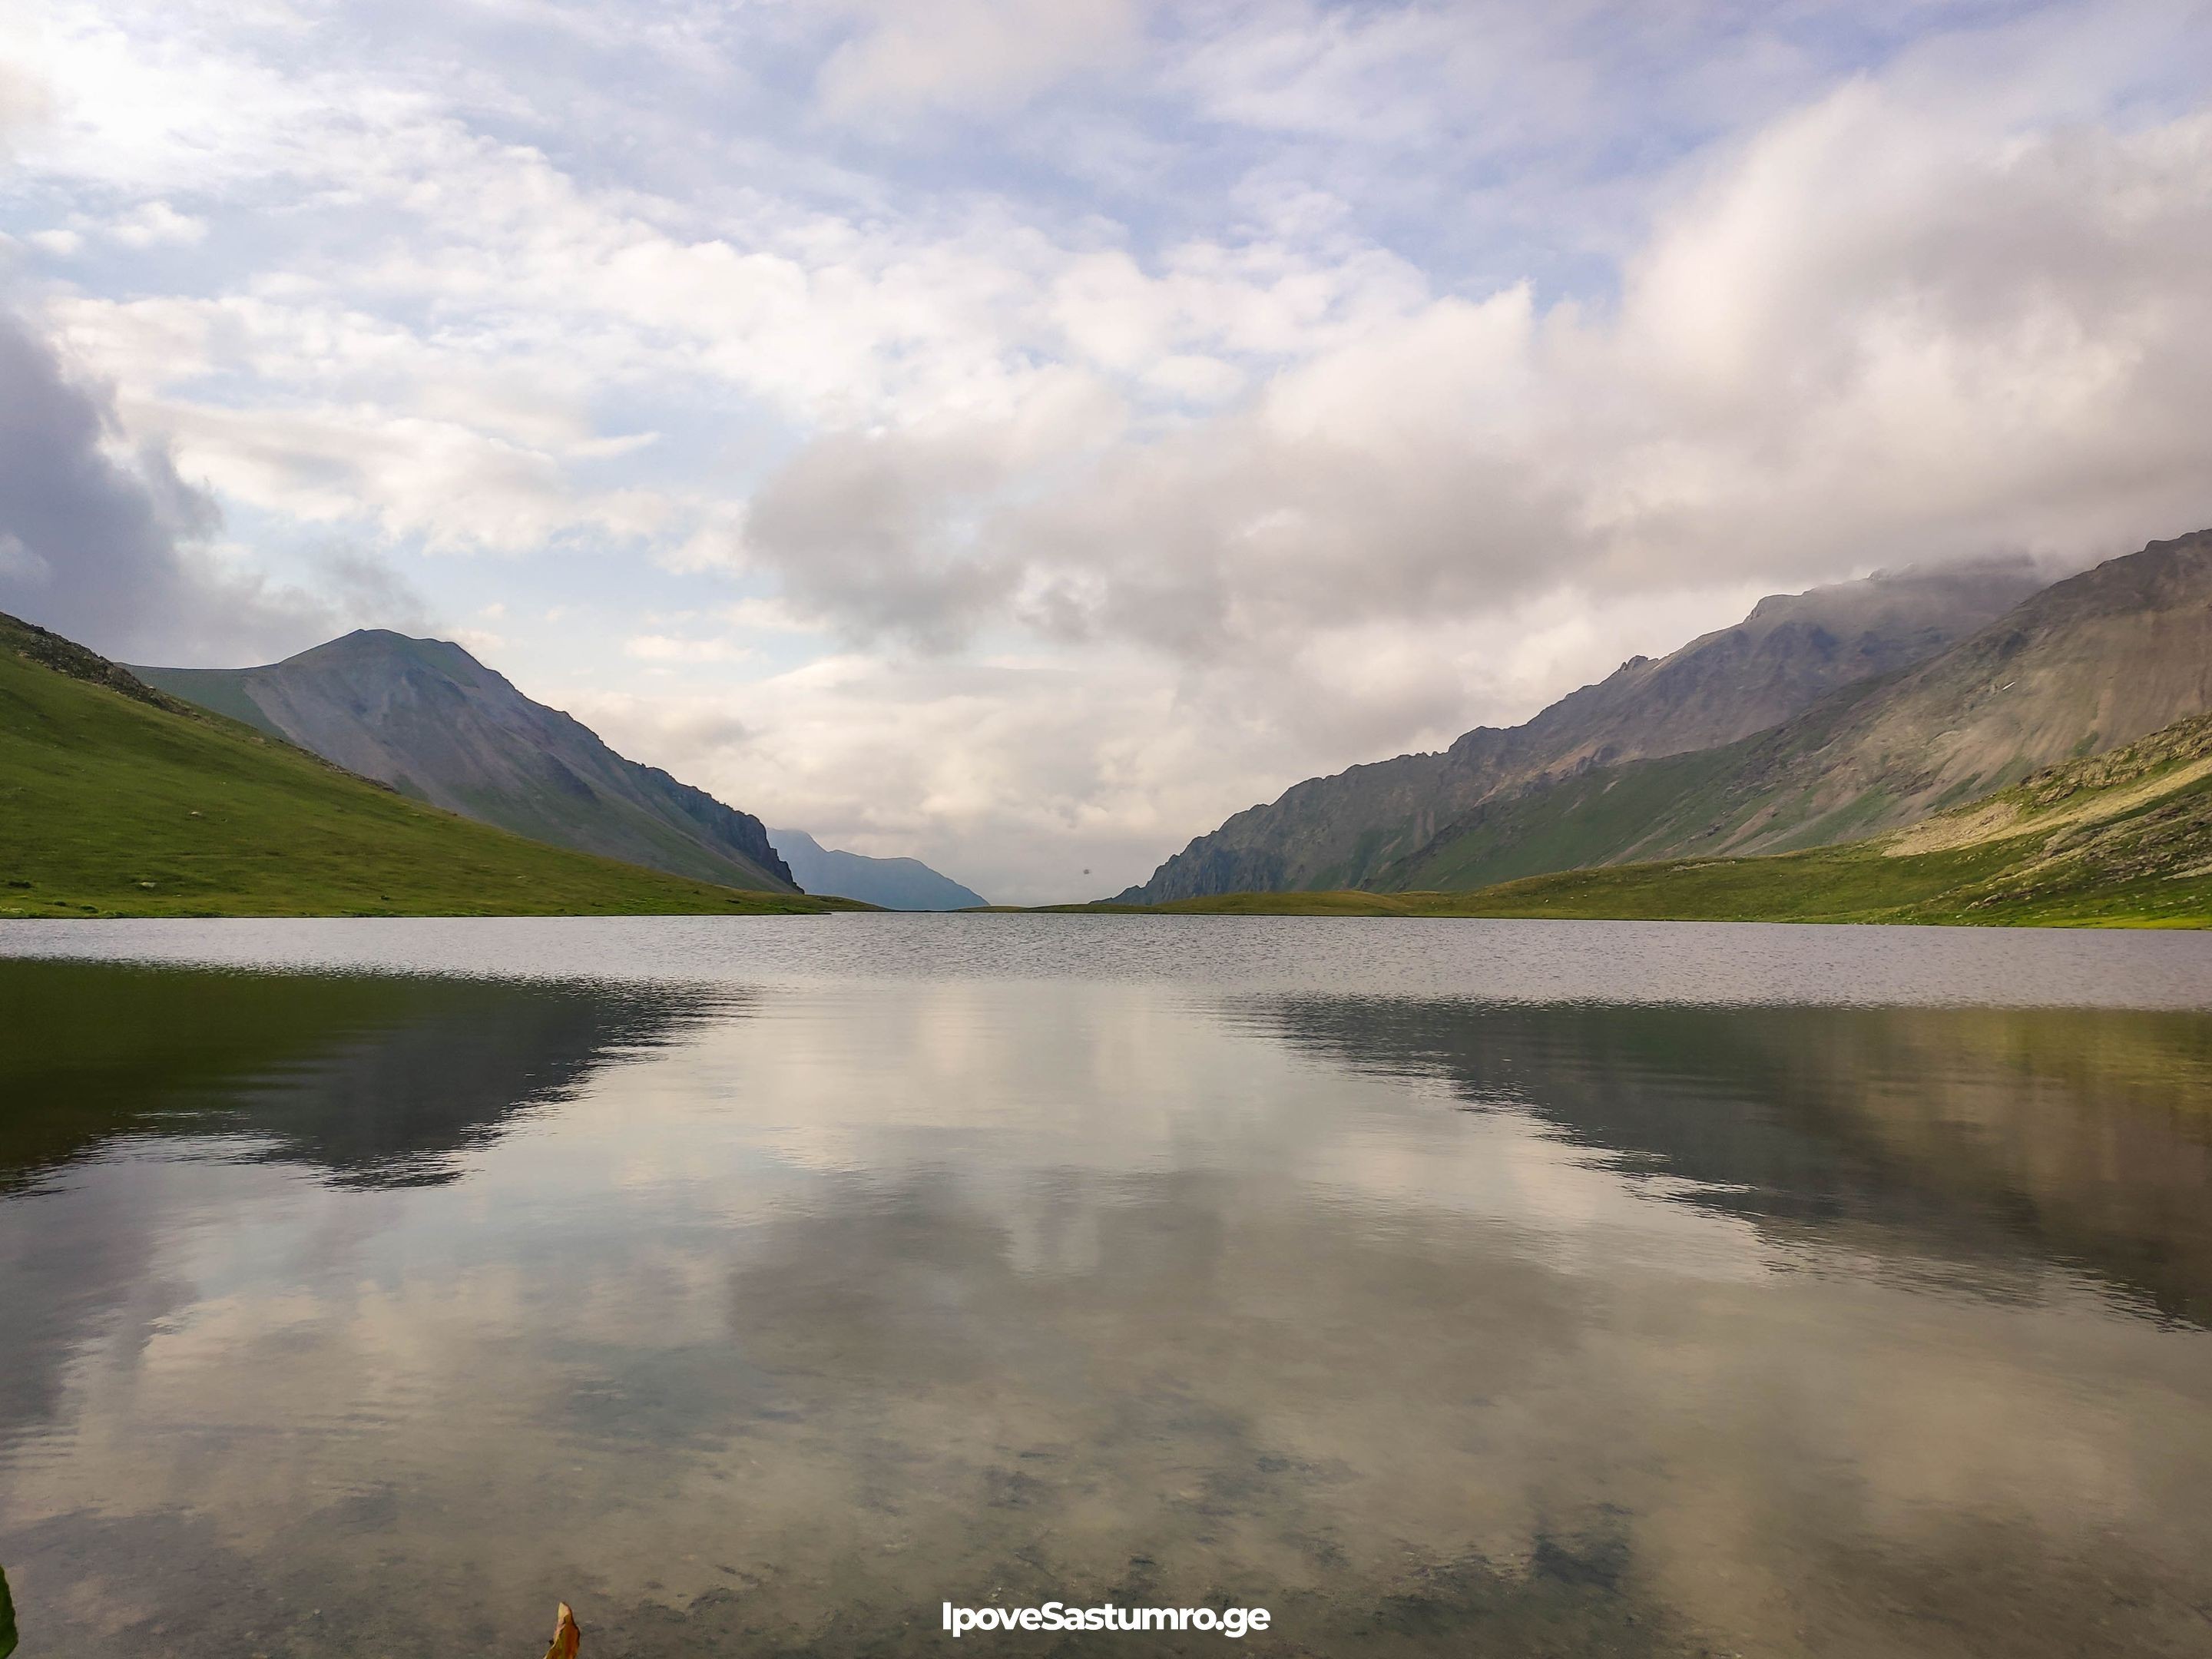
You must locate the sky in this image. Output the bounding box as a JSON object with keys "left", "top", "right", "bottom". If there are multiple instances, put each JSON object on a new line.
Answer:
{"left": 2, "top": 1, "right": 2210, "bottom": 904}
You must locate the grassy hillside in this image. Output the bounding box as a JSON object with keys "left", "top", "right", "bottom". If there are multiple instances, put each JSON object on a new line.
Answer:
{"left": 1381, "top": 735, "right": 1769, "bottom": 892}
{"left": 1070, "top": 711, "right": 2212, "bottom": 927}
{"left": 0, "top": 612, "right": 859, "bottom": 919}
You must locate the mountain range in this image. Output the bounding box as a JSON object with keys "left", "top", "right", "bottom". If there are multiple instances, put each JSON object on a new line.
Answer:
{"left": 769, "top": 828, "right": 987, "bottom": 910}
{"left": 1120, "top": 534, "right": 2212, "bottom": 903}
{"left": 1386, "top": 531, "right": 2212, "bottom": 893}
{"left": 133, "top": 631, "right": 982, "bottom": 909}
{"left": 12, "top": 523, "right": 2212, "bottom": 929}
{"left": 0, "top": 611, "right": 850, "bottom": 919}
{"left": 1075, "top": 702, "right": 2212, "bottom": 928}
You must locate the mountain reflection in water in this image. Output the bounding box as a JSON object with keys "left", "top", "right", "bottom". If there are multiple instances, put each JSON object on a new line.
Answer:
{"left": 0, "top": 939, "right": 2208, "bottom": 1658}
{"left": 1237, "top": 997, "right": 2212, "bottom": 1326}
{"left": 0, "top": 959, "right": 732, "bottom": 1192}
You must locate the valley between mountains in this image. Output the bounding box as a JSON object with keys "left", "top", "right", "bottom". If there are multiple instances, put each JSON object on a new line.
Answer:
{"left": 5, "top": 529, "right": 2212, "bottom": 926}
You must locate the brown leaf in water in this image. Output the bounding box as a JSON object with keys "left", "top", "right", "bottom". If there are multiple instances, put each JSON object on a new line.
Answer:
{"left": 543, "top": 1600, "right": 581, "bottom": 1659}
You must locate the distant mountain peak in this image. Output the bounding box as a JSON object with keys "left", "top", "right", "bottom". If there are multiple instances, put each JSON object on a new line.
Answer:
{"left": 768, "top": 828, "right": 987, "bottom": 910}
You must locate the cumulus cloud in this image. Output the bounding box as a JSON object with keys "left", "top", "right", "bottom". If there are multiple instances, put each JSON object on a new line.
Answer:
{"left": 558, "top": 571, "right": 1777, "bottom": 905}
{"left": 0, "top": 305, "right": 264, "bottom": 659}
{"left": 727, "top": 75, "right": 2212, "bottom": 661}
{"left": 0, "top": 55, "right": 52, "bottom": 159}
{"left": 318, "top": 545, "right": 438, "bottom": 637}
{"left": 106, "top": 199, "right": 206, "bottom": 247}
{"left": 735, "top": 367, "right": 1126, "bottom": 647}
{"left": 625, "top": 633, "right": 748, "bottom": 664}
{"left": 0, "top": 307, "right": 432, "bottom": 663}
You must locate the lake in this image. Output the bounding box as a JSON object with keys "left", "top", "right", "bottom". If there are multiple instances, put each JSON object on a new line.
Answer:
{"left": 3, "top": 915, "right": 2211, "bottom": 1657}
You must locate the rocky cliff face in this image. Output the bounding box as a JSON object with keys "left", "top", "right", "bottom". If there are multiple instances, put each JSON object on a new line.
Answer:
{"left": 1674, "top": 529, "right": 2212, "bottom": 855}
{"left": 1118, "top": 559, "right": 2044, "bottom": 902}
{"left": 137, "top": 631, "right": 798, "bottom": 893}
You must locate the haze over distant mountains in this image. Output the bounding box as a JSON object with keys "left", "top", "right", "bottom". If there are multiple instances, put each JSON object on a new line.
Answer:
{"left": 769, "top": 829, "right": 987, "bottom": 911}
{"left": 136, "top": 631, "right": 800, "bottom": 892}
{"left": 1119, "top": 558, "right": 2045, "bottom": 902}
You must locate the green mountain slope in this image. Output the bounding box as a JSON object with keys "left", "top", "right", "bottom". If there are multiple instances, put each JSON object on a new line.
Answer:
{"left": 1444, "top": 709, "right": 2212, "bottom": 926}
{"left": 1388, "top": 529, "right": 2212, "bottom": 892}
{"left": 0, "top": 612, "right": 854, "bottom": 918}
{"left": 136, "top": 630, "right": 798, "bottom": 893}
{"left": 1074, "top": 709, "right": 2212, "bottom": 927}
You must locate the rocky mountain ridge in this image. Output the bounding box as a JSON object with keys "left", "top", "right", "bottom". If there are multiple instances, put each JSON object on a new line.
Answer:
{"left": 1382, "top": 529, "right": 2212, "bottom": 891}
{"left": 1118, "top": 558, "right": 2045, "bottom": 902}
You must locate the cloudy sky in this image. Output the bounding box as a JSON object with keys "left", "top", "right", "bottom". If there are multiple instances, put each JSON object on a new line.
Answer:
{"left": 2, "top": 1, "right": 2210, "bottom": 902}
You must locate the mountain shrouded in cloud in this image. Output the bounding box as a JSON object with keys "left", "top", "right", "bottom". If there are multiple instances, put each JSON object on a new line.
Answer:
{"left": 1116, "top": 559, "right": 2047, "bottom": 902}
{"left": 5, "top": 1, "right": 2212, "bottom": 901}
{"left": 1118, "top": 530, "right": 2212, "bottom": 903}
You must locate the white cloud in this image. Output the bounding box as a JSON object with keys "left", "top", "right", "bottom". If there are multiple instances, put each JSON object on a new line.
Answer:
{"left": 813, "top": 0, "right": 1148, "bottom": 123}
{"left": 1171, "top": 1, "right": 1490, "bottom": 143}
{"left": 554, "top": 573, "right": 1777, "bottom": 905}
{"left": 0, "top": 306, "right": 435, "bottom": 664}
{"left": 624, "top": 633, "right": 748, "bottom": 664}
{"left": 107, "top": 199, "right": 206, "bottom": 246}
{"left": 727, "top": 71, "right": 2212, "bottom": 663}
{"left": 0, "top": 51, "right": 54, "bottom": 158}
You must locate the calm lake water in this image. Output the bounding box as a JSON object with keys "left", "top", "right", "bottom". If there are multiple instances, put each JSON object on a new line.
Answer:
{"left": 4, "top": 916, "right": 2212, "bottom": 1657}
